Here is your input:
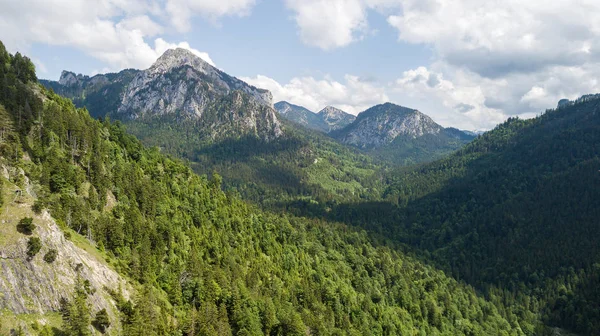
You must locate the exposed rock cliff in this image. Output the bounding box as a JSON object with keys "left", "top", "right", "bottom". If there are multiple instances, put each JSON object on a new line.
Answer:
{"left": 119, "top": 48, "right": 273, "bottom": 119}
{"left": 41, "top": 48, "right": 283, "bottom": 141}
{"left": 0, "top": 169, "right": 130, "bottom": 333}
{"left": 334, "top": 103, "right": 444, "bottom": 148}
{"left": 317, "top": 106, "right": 355, "bottom": 132}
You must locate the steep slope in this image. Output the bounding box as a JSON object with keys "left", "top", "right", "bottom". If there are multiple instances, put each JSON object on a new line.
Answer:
{"left": 0, "top": 171, "right": 130, "bottom": 334}
{"left": 332, "top": 103, "right": 475, "bottom": 164}
{"left": 125, "top": 117, "right": 385, "bottom": 207}
{"left": 40, "top": 69, "right": 139, "bottom": 119}
{"left": 317, "top": 106, "right": 356, "bottom": 132}
{"left": 274, "top": 101, "right": 325, "bottom": 131}
{"left": 274, "top": 102, "right": 355, "bottom": 133}
{"left": 0, "top": 41, "right": 534, "bottom": 335}
{"left": 42, "top": 48, "right": 283, "bottom": 142}
{"left": 326, "top": 95, "right": 600, "bottom": 335}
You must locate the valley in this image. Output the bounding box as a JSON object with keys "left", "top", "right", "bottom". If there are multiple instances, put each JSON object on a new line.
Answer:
{"left": 1, "top": 37, "right": 598, "bottom": 336}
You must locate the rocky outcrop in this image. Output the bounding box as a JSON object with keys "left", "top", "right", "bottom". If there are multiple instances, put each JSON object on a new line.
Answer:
{"left": 334, "top": 103, "right": 445, "bottom": 148}
{"left": 43, "top": 48, "right": 283, "bottom": 142}
{"left": 0, "top": 174, "right": 130, "bottom": 331}
{"left": 119, "top": 48, "right": 273, "bottom": 119}
{"left": 317, "top": 106, "right": 355, "bottom": 132}
{"left": 58, "top": 71, "right": 81, "bottom": 87}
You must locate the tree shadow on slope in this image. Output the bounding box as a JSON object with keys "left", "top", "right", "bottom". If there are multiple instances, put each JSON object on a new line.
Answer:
{"left": 276, "top": 103, "right": 600, "bottom": 333}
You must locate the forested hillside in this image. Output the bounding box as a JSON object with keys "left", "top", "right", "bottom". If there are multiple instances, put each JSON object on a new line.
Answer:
{"left": 124, "top": 114, "right": 386, "bottom": 208}
{"left": 41, "top": 53, "right": 389, "bottom": 209}
{"left": 331, "top": 103, "right": 474, "bottom": 165}
{"left": 0, "top": 41, "right": 541, "bottom": 335}
{"left": 320, "top": 96, "right": 600, "bottom": 335}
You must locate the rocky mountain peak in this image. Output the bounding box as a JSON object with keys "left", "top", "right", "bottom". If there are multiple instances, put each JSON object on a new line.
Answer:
{"left": 274, "top": 102, "right": 356, "bottom": 133}
{"left": 274, "top": 101, "right": 300, "bottom": 116}
{"left": 334, "top": 103, "right": 444, "bottom": 148}
{"left": 318, "top": 106, "right": 356, "bottom": 131}
{"left": 58, "top": 70, "right": 83, "bottom": 87}
{"left": 149, "top": 48, "right": 215, "bottom": 77}
{"left": 44, "top": 49, "right": 282, "bottom": 142}
{"left": 118, "top": 48, "right": 274, "bottom": 120}
{"left": 319, "top": 106, "right": 343, "bottom": 117}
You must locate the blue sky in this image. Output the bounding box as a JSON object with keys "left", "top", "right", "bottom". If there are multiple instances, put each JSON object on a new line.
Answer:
{"left": 1, "top": 0, "right": 600, "bottom": 130}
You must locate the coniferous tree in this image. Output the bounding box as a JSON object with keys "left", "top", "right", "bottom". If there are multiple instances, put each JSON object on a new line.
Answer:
{"left": 61, "top": 275, "right": 92, "bottom": 336}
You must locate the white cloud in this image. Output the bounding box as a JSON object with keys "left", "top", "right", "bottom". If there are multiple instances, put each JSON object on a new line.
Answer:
{"left": 166, "top": 0, "right": 257, "bottom": 32}
{"left": 153, "top": 39, "right": 215, "bottom": 66}
{"left": 242, "top": 74, "right": 389, "bottom": 114}
{"left": 118, "top": 15, "right": 164, "bottom": 37}
{"left": 393, "top": 66, "right": 506, "bottom": 129}
{"left": 0, "top": 0, "right": 213, "bottom": 74}
{"left": 285, "top": 0, "right": 400, "bottom": 50}
{"left": 376, "top": 0, "right": 600, "bottom": 129}
{"left": 285, "top": 0, "right": 367, "bottom": 50}
{"left": 387, "top": 0, "right": 600, "bottom": 78}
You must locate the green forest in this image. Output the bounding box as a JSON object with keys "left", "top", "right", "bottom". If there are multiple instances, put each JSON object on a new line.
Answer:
{"left": 1, "top": 39, "right": 599, "bottom": 335}
{"left": 124, "top": 115, "right": 386, "bottom": 208}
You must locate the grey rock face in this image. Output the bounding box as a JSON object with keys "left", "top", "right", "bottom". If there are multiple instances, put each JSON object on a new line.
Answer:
{"left": 119, "top": 48, "right": 273, "bottom": 118}
{"left": 58, "top": 71, "right": 81, "bottom": 87}
{"left": 336, "top": 103, "right": 443, "bottom": 148}
{"left": 0, "top": 171, "right": 130, "bottom": 330}
{"left": 44, "top": 48, "right": 283, "bottom": 142}
{"left": 274, "top": 101, "right": 355, "bottom": 133}
{"left": 317, "top": 106, "right": 355, "bottom": 131}
{"left": 110, "top": 48, "right": 282, "bottom": 140}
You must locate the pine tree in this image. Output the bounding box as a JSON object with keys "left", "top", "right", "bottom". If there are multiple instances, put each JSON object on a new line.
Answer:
{"left": 61, "top": 275, "right": 92, "bottom": 336}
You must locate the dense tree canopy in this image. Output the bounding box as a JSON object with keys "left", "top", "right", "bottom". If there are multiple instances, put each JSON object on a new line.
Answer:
{"left": 2, "top": 39, "right": 599, "bottom": 335}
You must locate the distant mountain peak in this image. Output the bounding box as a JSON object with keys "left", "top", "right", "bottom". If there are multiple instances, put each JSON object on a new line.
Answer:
{"left": 317, "top": 106, "right": 356, "bottom": 131}
{"left": 318, "top": 106, "right": 345, "bottom": 117}
{"left": 274, "top": 102, "right": 355, "bottom": 132}
{"left": 335, "top": 103, "right": 445, "bottom": 148}
{"left": 150, "top": 48, "right": 214, "bottom": 76}
{"left": 275, "top": 101, "right": 313, "bottom": 116}
{"left": 58, "top": 70, "right": 85, "bottom": 87}
{"left": 330, "top": 102, "right": 475, "bottom": 163}
{"left": 117, "top": 48, "right": 275, "bottom": 121}
{"left": 44, "top": 48, "right": 282, "bottom": 142}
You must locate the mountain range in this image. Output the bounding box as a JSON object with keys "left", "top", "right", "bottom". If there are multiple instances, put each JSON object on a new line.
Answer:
{"left": 40, "top": 49, "right": 475, "bottom": 208}
{"left": 0, "top": 41, "right": 523, "bottom": 335}
{"left": 274, "top": 101, "right": 355, "bottom": 132}
{"left": 43, "top": 51, "right": 472, "bottom": 167}
{"left": 44, "top": 48, "right": 283, "bottom": 142}
{"left": 2, "top": 39, "right": 600, "bottom": 335}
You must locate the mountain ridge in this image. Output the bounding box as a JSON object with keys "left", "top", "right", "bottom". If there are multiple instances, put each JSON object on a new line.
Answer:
{"left": 0, "top": 41, "right": 529, "bottom": 334}
{"left": 317, "top": 105, "right": 356, "bottom": 131}
{"left": 331, "top": 102, "right": 475, "bottom": 164}
{"left": 274, "top": 101, "right": 355, "bottom": 132}
{"left": 43, "top": 48, "right": 284, "bottom": 142}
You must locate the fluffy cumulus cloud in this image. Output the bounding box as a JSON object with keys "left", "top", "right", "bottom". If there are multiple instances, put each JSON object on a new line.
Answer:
{"left": 284, "top": 0, "right": 368, "bottom": 50}
{"left": 166, "top": 0, "right": 257, "bottom": 32}
{"left": 241, "top": 74, "right": 389, "bottom": 114}
{"left": 0, "top": 0, "right": 214, "bottom": 73}
{"left": 384, "top": 0, "right": 600, "bottom": 128}
{"left": 285, "top": 0, "right": 600, "bottom": 128}
{"left": 387, "top": 0, "right": 600, "bottom": 78}
{"left": 392, "top": 66, "right": 507, "bottom": 129}
{"left": 285, "top": 0, "right": 400, "bottom": 50}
